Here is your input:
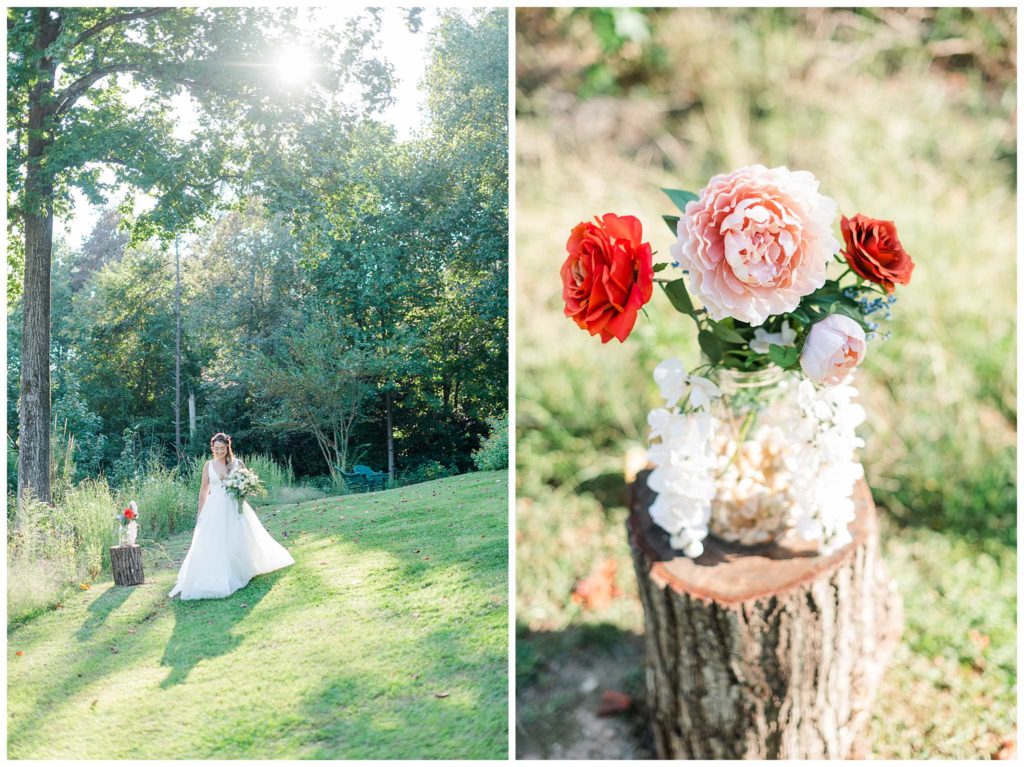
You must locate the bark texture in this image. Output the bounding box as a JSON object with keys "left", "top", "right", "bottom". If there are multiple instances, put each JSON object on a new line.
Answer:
{"left": 17, "top": 9, "right": 60, "bottom": 504}
{"left": 628, "top": 473, "right": 901, "bottom": 759}
{"left": 110, "top": 545, "right": 145, "bottom": 586}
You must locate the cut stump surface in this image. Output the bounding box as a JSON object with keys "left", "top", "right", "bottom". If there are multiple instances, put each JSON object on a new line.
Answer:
{"left": 627, "top": 472, "right": 902, "bottom": 759}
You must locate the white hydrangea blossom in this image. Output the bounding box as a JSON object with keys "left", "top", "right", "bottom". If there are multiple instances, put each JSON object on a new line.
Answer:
{"left": 646, "top": 360, "right": 866, "bottom": 558}
{"left": 645, "top": 359, "right": 721, "bottom": 558}
{"left": 788, "top": 379, "right": 865, "bottom": 554}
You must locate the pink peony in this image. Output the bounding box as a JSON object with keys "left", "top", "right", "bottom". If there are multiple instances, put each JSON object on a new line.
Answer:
{"left": 799, "top": 314, "right": 867, "bottom": 386}
{"left": 670, "top": 165, "right": 839, "bottom": 326}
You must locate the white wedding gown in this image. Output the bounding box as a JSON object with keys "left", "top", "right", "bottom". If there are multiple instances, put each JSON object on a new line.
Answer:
{"left": 169, "top": 459, "right": 294, "bottom": 600}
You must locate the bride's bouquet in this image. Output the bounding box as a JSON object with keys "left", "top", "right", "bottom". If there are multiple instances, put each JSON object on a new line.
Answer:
{"left": 560, "top": 165, "right": 914, "bottom": 557}
{"left": 223, "top": 465, "right": 266, "bottom": 510}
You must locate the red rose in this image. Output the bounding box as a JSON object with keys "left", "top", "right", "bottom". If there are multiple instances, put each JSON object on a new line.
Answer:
{"left": 840, "top": 214, "right": 914, "bottom": 294}
{"left": 123, "top": 508, "right": 136, "bottom": 520}
{"left": 561, "top": 213, "right": 654, "bottom": 343}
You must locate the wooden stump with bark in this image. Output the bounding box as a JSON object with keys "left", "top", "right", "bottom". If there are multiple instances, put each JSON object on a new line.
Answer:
{"left": 627, "top": 471, "right": 902, "bottom": 759}
{"left": 110, "top": 545, "right": 144, "bottom": 587}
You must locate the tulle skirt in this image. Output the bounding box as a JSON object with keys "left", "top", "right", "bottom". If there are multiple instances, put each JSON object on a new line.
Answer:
{"left": 169, "top": 489, "right": 294, "bottom": 600}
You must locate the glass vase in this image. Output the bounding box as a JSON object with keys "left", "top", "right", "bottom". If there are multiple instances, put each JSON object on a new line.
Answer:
{"left": 707, "top": 365, "right": 800, "bottom": 546}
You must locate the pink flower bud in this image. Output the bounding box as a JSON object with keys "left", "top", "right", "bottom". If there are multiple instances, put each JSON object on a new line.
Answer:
{"left": 800, "top": 314, "right": 866, "bottom": 386}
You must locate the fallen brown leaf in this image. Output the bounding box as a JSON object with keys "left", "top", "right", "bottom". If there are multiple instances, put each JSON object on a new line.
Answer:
{"left": 434, "top": 691, "right": 450, "bottom": 698}
{"left": 969, "top": 629, "right": 991, "bottom": 652}
{"left": 15, "top": 651, "right": 23, "bottom": 657}
{"left": 995, "top": 735, "right": 1016, "bottom": 760}
{"left": 571, "top": 559, "right": 622, "bottom": 611}
{"left": 597, "top": 689, "right": 633, "bottom": 716}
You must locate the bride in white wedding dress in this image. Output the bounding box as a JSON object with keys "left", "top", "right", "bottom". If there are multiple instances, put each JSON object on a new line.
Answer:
{"left": 169, "top": 433, "right": 294, "bottom": 600}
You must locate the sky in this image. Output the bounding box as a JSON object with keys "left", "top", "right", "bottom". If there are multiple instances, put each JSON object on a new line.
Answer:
{"left": 58, "top": 6, "right": 441, "bottom": 249}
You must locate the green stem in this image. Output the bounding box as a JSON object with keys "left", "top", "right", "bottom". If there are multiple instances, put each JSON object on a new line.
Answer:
{"left": 722, "top": 408, "right": 757, "bottom": 471}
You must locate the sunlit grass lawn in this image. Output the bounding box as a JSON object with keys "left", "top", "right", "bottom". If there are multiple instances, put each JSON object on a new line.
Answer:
{"left": 515, "top": 8, "right": 1015, "bottom": 759}
{"left": 8, "top": 471, "right": 508, "bottom": 760}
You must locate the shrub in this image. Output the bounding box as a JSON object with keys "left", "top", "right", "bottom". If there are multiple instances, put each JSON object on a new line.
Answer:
{"left": 473, "top": 415, "right": 509, "bottom": 471}
{"left": 109, "top": 428, "right": 144, "bottom": 488}
{"left": 399, "top": 460, "right": 454, "bottom": 487}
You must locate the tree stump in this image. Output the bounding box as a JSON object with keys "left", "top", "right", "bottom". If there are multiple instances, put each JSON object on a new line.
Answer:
{"left": 627, "top": 471, "right": 902, "bottom": 759}
{"left": 110, "top": 545, "right": 144, "bottom": 586}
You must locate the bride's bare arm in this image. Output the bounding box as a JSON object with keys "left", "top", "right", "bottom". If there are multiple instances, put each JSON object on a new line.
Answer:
{"left": 197, "top": 461, "right": 210, "bottom": 515}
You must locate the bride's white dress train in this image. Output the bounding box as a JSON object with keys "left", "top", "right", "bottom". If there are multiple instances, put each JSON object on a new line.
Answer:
{"left": 169, "top": 460, "right": 294, "bottom": 600}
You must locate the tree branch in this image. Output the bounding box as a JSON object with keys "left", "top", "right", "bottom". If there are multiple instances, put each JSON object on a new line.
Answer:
{"left": 71, "top": 8, "right": 171, "bottom": 49}
{"left": 54, "top": 63, "right": 135, "bottom": 115}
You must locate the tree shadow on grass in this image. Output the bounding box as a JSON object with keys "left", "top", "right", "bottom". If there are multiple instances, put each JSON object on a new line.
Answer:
{"left": 159, "top": 569, "right": 285, "bottom": 689}
{"left": 74, "top": 582, "right": 134, "bottom": 642}
{"left": 9, "top": 580, "right": 173, "bottom": 750}
{"left": 515, "top": 622, "right": 652, "bottom": 760}
{"left": 576, "top": 470, "right": 630, "bottom": 516}
{"left": 294, "top": 623, "right": 508, "bottom": 760}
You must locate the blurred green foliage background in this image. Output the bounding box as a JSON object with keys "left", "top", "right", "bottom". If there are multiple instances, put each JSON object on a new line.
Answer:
{"left": 515, "top": 7, "right": 1015, "bottom": 759}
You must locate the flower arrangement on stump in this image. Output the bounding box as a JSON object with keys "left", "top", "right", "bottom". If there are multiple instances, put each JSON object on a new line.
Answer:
{"left": 116, "top": 502, "right": 139, "bottom": 546}
{"left": 560, "top": 164, "right": 913, "bottom": 557}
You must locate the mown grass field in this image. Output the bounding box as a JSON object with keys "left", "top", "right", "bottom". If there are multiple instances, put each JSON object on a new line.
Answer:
{"left": 8, "top": 471, "right": 508, "bottom": 759}
{"left": 515, "top": 8, "right": 1015, "bottom": 759}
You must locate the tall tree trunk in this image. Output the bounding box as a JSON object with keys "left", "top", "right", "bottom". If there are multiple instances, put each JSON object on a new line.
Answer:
{"left": 385, "top": 389, "right": 395, "bottom": 480}
{"left": 17, "top": 9, "right": 60, "bottom": 504}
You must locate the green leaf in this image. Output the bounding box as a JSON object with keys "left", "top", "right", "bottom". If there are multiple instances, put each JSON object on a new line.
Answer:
{"left": 661, "top": 188, "right": 698, "bottom": 215}
{"left": 661, "top": 278, "right": 696, "bottom": 317}
{"left": 768, "top": 343, "right": 801, "bottom": 370}
{"left": 830, "top": 305, "right": 872, "bottom": 332}
{"left": 709, "top": 320, "right": 746, "bottom": 344}
{"left": 653, "top": 262, "right": 669, "bottom": 273}
{"left": 698, "top": 330, "right": 723, "bottom": 364}
{"left": 662, "top": 214, "right": 680, "bottom": 235}
{"left": 787, "top": 307, "right": 811, "bottom": 325}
